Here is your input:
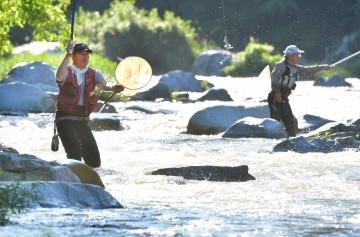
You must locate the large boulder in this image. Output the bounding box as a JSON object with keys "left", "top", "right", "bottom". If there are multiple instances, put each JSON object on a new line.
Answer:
{"left": 314, "top": 75, "right": 351, "bottom": 87}
{"left": 151, "top": 165, "right": 255, "bottom": 182}
{"left": 273, "top": 120, "right": 360, "bottom": 153}
{"left": 187, "top": 105, "right": 270, "bottom": 135}
{"left": 197, "top": 88, "right": 233, "bottom": 102}
{"left": 223, "top": 117, "right": 287, "bottom": 139}
{"left": 159, "top": 70, "right": 213, "bottom": 92}
{"left": 90, "top": 113, "right": 124, "bottom": 131}
{"left": 192, "top": 50, "right": 232, "bottom": 76}
{"left": 0, "top": 82, "right": 55, "bottom": 113}
{"left": 0, "top": 152, "right": 80, "bottom": 183}
{"left": 1, "top": 61, "right": 58, "bottom": 93}
{"left": 0, "top": 181, "right": 122, "bottom": 209}
{"left": 59, "top": 159, "right": 105, "bottom": 188}
{"left": 131, "top": 82, "right": 171, "bottom": 101}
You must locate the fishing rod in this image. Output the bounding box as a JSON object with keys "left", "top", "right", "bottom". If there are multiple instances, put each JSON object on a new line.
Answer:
{"left": 221, "top": 0, "right": 233, "bottom": 50}
{"left": 331, "top": 51, "right": 360, "bottom": 67}
{"left": 70, "top": 0, "right": 76, "bottom": 40}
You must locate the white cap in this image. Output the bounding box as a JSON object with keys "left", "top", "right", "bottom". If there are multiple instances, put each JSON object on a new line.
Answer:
{"left": 283, "top": 45, "right": 305, "bottom": 55}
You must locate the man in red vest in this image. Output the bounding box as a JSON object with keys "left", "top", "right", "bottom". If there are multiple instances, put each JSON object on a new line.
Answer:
{"left": 55, "top": 40, "right": 123, "bottom": 168}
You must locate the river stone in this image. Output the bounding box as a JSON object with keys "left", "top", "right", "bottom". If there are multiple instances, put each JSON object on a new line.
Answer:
{"left": 0, "top": 82, "right": 55, "bottom": 113}
{"left": 0, "top": 181, "right": 123, "bottom": 209}
{"left": 187, "top": 105, "right": 270, "bottom": 135}
{"left": 223, "top": 117, "right": 287, "bottom": 139}
{"left": 298, "top": 114, "right": 335, "bottom": 133}
{"left": 90, "top": 113, "right": 124, "bottom": 131}
{"left": 273, "top": 120, "right": 360, "bottom": 153}
{"left": 125, "top": 105, "right": 173, "bottom": 114}
{"left": 0, "top": 152, "right": 80, "bottom": 183}
{"left": 0, "top": 144, "right": 19, "bottom": 154}
{"left": 197, "top": 88, "right": 233, "bottom": 102}
{"left": 159, "top": 70, "right": 213, "bottom": 92}
{"left": 96, "top": 102, "right": 117, "bottom": 113}
{"left": 314, "top": 75, "right": 351, "bottom": 87}
{"left": 59, "top": 159, "right": 105, "bottom": 188}
{"left": 151, "top": 165, "right": 255, "bottom": 182}
{"left": 192, "top": 50, "right": 232, "bottom": 76}
{"left": 1, "top": 61, "right": 58, "bottom": 93}
{"left": 131, "top": 82, "right": 171, "bottom": 101}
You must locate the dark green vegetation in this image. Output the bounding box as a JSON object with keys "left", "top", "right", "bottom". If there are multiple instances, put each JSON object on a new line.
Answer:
{"left": 0, "top": 182, "right": 33, "bottom": 225}
{"left": 2, "top": 0, "right": 360, "bottom": 76}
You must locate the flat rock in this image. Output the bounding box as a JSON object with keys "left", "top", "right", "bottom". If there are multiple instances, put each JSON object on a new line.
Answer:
{"left": 192, "top": 50, "right": 232, "bottom": 76}
{"left": 223, "top": 117, "right": 287, "bottom": 139}
{"left": 90, "top": 113, "right": 124, "bottom": 131}
{"left": 151, "top": 165, "right": 255, "bottom": 182}
{"left": 0, "top": 181, "right": 123, "bottom": 209}
{"left": 197, "top": 88, "right": 233, "bottom": 102}
{"left": 314, "top": 75, "right": 351, "bottom": 87}
{"left": 187, "top": 105, "right": 270, "bottom": 135}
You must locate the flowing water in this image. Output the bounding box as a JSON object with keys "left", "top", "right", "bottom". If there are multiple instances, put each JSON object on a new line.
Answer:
{"left": 0, "top": 77, "right": 359, "bottom": 236}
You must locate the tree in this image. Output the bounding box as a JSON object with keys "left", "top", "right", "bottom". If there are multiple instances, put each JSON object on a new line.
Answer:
{"left": 0, "top": 0, "right": 70, "bottom": 54}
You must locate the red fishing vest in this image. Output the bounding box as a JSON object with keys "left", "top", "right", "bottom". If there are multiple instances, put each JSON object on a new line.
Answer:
{"left": 57, "top": 67, "right": 98, "bottom": 115}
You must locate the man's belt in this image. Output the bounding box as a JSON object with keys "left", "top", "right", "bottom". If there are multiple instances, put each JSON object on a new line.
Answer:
{"left": 55, "top": 116, "right": 90, "bottom": 123}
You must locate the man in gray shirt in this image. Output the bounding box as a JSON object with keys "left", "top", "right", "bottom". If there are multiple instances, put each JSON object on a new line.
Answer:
{"left": 268, "top": 45, "right": 331, "bottom": 137}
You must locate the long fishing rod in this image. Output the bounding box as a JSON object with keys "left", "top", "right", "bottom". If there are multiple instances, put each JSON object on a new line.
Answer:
{"left": 70, "top": 0, "right": 76, "bottom": 40}
{"left": 221, "top": 0, "right": 233, "bottom": 50}
{"left": 331, "top": 51, "right": 360, "bottom": 67}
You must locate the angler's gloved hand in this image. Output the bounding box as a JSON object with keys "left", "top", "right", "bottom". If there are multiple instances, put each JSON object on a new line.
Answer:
{"left": 66, "top": 40, "right": 75, "bottom": 55}
{"left": 112, "top": 84, "right": 125, "bottom": 93}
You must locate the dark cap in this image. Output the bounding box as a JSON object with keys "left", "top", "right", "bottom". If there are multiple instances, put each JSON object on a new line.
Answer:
{"left": 73, "top": 43, "right": 93, "bottom": 54}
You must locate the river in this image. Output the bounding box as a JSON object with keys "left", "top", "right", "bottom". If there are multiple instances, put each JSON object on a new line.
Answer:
{"left": 0, "top": 77, "right": 359, "bottom": 236}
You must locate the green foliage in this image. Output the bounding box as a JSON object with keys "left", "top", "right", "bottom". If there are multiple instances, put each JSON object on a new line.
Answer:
{"left": 95, "top": 90, "right": 129, "bottom": 102}
{"left": 0, "top": 182, "right": 32, "bottom": 225}
{"left": 224, "top": 38, "right": 282, "bottom": 77}
{"left": 0, "top": 0, "right": 70, "bottom": 54}
{"left": 0, "top": 52, "right": 117, "bottom": 82}
{"left": 76, "top": 0, "right": 202, "bottom": 74}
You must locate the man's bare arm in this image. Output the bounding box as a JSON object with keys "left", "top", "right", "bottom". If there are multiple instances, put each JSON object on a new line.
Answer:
{"left": 56, "top": 40, "right": 74, "bottom": 83}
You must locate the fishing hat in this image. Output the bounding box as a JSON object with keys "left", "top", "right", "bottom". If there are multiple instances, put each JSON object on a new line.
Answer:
{"left": 283, "top": 45, "right": 304, "bottom": 55}
{"left": 73, "top": 43, "right": 93, "bottom": 54}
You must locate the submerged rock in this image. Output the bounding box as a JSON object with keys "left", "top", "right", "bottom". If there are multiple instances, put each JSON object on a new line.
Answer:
{"left": 0, "top": 152, "right": 80, "bottom": 183}
{"left": 187, "top": 105, "right": 270, "bottom": 135}
{"left": 223, "top": 117, "right": 287, "bottom": 139}
{"left": 160, "top": 70, "right": 213, "bottom": 92}
{"left": 0, "top": 144, "right": 19, "bottom": 154}
{"left": 151, "top": 165, "right": 255, "bottom": 182}
{"left": 59, "top": 159, "right": 105, "bottom": 188}
{"left": 125, "top": 105, "right": 173, "bottom": 114}
{"left": 314, "top": 75, "right": 351, "bottom": 87}
{"left": 274, "top": 120, "right": 360, "bottom": 153}
{"left": 131, "top": 82, "right": 171, "bottom": 101}
{"left": 0, "top": 181, "right": 122, "bottom": 209}
{"left": 97, "top": 102, "right": 117, "bottom": 113}
{"left": 197, "top": 88, "right": 233, "bottom": 102}
{"left": 0, "top": 82, "right": 55, "bottom": 113}
{"left": 1, "top": 61, "right": 58, "bottom": 93}
{"left": 90, "top": 113, "right": 124, "bottom": 131}
{"left": 298, "top": 114, "right": 335, "bottom": 133}
{"left": 192, "top": 50, "right": 232, "bottom": 76}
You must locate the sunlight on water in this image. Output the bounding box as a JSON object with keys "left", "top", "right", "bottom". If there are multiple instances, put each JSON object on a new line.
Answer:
{"left": 0, "top": 77, "right": 360, "bottom": 236}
